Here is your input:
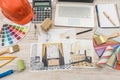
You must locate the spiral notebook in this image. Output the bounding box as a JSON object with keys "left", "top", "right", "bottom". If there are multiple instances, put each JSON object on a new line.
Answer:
{"left": 96, "top": 4, "right": 120, "bottom": 28}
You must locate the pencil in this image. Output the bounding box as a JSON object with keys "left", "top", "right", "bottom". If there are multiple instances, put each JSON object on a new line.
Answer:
{"left": 103, "top": 11, "right": 116, "bottom": 26}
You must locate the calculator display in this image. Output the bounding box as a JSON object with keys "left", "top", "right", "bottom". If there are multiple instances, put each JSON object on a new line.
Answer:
{"left": 35, "top": 2, "right": 50, "bottom": 6}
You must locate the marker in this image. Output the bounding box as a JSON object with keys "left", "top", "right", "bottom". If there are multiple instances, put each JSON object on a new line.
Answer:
{"left": 0, "top": 70, "right": 14, "bottom": 78}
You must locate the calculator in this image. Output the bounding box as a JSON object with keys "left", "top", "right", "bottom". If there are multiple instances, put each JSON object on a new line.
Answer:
{"left": 32, "top": 0, "right": 52, "bottom": 23}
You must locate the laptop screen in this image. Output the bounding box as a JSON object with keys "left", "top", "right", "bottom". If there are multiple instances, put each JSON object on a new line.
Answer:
{"left": 58, "top": 0, "right": 94, "bottom": 2}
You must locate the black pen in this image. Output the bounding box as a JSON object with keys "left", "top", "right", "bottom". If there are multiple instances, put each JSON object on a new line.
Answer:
{"left": 76, "top": 28, "right": 93, "bottom": 35}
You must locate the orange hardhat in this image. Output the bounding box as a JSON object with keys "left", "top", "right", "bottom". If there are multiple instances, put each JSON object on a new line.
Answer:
{"left": 0, "top": 0, "right": 34, "bottom": 25}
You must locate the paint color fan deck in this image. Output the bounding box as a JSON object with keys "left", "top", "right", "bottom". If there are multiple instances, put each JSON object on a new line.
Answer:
{"left": 0, "top": 24, "right": 29, "bottom": 46}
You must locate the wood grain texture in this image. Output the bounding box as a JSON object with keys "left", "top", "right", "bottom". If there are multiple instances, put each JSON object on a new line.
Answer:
{"left": 0, "top": 0, "right": 120, "bottom": 80}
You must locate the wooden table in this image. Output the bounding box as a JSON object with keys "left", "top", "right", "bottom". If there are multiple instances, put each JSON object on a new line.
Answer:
{"left": 0, "top": 0, "right": 120, "bottom": 80}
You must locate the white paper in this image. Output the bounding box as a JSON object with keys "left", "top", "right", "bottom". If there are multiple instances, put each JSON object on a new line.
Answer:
{"left": 38, "top": 28, "right": 76, "bottom": 43}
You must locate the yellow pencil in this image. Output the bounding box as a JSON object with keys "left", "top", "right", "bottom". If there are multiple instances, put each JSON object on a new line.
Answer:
{"left": 103, "top": 11, "right": 116, "bottom": 26}
{"left": 0, "top": 56, "right": 16, "bottom": 68}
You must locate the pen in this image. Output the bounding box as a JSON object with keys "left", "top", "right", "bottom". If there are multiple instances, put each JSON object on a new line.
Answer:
{"left": 96, "top": 5, "right": 100, "bottom": 27}
{"left": 0, "top": 70, "right": 14, "bottom": 78}
{"left": 34, "top": 24, "right": 37, "bottom": 38}
{"left": 103, "top": 11, "right": 116, "bottom": 26}
{"left": 76, "top": 29, "right": 93, "bottom": 35}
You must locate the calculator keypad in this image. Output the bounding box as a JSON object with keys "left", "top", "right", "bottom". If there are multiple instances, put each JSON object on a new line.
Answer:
{"left": 32, "top": 7, "right": 52, "bottom": 23}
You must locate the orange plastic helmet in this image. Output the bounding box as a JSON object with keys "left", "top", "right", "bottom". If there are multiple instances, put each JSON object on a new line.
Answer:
{"left": 0, "top": 0, "right": 33, "bottom": 25}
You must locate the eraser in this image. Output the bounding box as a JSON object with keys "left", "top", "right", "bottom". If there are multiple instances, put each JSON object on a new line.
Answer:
{"left": 17, "top": 59, "right": 25, "bottom": 71}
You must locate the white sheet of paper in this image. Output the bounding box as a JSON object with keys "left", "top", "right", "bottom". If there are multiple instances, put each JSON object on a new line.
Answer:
{"left": 30, "top": 43, "right": 71, "bottom": 65}
{"left": 47, "top": 45, "right": 60, "bottom": 59}
{"left": 71, "top": 39, "right": 95, "bottom": 62}
{"left": 38, "top": 28, "right": 76, "bottom": 43}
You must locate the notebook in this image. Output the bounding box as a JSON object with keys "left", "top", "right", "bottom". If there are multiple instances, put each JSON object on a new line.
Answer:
{"left": 54, "top": 0, "right": 94, "bottom": 28}
{"left": 96, "top": 4, "right": 120, "bottom": 28}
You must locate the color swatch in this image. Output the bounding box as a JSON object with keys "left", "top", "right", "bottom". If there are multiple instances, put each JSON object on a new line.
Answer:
{"left": 0, "top": 24, "right": 29, "bottom": 46}
{"left": 93, "top": 34, "right": 120, "bottom": 57}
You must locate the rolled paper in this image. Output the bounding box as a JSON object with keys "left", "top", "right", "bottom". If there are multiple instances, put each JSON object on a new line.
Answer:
{"left": 17, "top": 59, "right": 25, "bottom": 71}
{"left": 97, "top": 46, "right": 114, "bottom": 67}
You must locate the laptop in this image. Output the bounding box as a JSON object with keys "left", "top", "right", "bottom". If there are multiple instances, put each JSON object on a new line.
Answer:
{"left": 54, "top": 0, "right": 94, "bottom": 28}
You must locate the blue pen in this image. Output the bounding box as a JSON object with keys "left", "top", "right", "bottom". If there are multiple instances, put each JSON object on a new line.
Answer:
{"left": 0, "top": 70, "right": 14, "bottom": 78}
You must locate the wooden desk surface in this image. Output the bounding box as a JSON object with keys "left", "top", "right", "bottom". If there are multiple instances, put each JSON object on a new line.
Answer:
{"left": 0, "top": 0, "right": 120, "bottom": 80}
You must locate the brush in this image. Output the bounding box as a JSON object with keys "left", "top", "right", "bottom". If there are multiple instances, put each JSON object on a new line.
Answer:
{"left": 0, "top": 58, "right": 25, "bottom": 78}
{"left": 0, "top": 44, "right": 19, "bottom": 55}
{"left": 94, "top": 32, "right": 120, "bottom": 45}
